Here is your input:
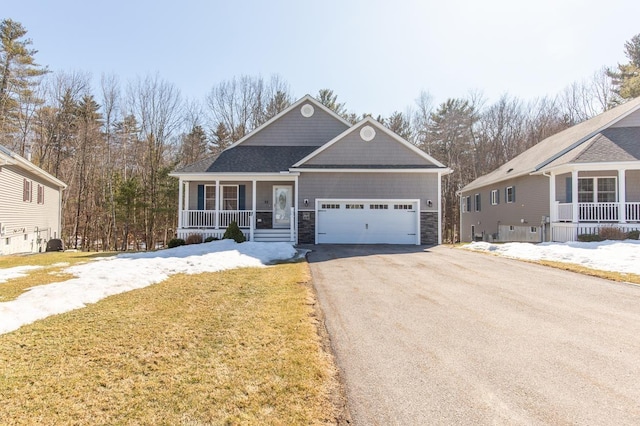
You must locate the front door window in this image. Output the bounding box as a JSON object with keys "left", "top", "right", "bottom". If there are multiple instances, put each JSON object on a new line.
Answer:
{"left": 273, "top": 186, "right": 292, "bottom": 228}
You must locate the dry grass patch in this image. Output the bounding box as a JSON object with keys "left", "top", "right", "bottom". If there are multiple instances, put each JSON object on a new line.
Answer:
{"left": 0, "top": 263, "right": 342, "bottom": 425}
{"left": 0, "top": 251, "right": 116, "bottom": 301}
{"left": 537, "top": 260, "right": 640, "bottom": 285}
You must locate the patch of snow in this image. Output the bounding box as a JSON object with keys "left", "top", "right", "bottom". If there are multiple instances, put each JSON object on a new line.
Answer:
{"left": 465, "top": 240, "right": 640, "bottom": 275}
{"left": 0, "top": 240, "right": 297, "bottom": 335}
{"left": 0, "top": 266, "right": 42, "bottom": 284}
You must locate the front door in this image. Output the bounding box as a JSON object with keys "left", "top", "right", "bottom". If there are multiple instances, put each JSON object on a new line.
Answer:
{"left": 273, "top": 185, "right": 292, "bottom": 228}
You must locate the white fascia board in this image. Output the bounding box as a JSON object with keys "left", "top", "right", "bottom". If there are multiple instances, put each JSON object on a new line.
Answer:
{"left": 223, "top": 95, "right": 351, "bottom": 150}
{"left": 0, "top": 150, "right": 66, "bottom": 188}
{"left": 291, "top": 168, "right": 447, "bottom": 173}
{"left": 533, "top": 161, "right": 640, "bottom": 175}
{"left": 169, "top": 172, "right": 300, "bottom": 181}
{"left": 293, "top": 116, "right": 446, "bottom": 168}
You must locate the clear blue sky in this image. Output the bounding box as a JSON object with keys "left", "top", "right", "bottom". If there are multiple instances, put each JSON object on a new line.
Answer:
{"left": 5, "top": 0, "right": 640, "bottom": 116}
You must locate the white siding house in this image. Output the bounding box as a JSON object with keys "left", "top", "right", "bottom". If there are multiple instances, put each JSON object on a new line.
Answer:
{"left": 0, "top": 145, "right": 67, "bottom": 255}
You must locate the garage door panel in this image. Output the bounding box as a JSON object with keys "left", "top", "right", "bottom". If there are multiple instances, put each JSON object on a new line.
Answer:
{"left": 317, "top": 200, "right": 418, "bottom": 245}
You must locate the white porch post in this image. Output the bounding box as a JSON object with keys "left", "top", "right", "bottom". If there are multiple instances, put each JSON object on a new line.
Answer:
{"left": 178, "top": 178, "right": 184, "bottom": 229}
{"left": 251, "top": 179, "right": 257, "bottom": 241}
{"left": 619, "top": 168, "right": 627, "bottom": 223}
{"left": 572, "top": 170, "right": 579, "bottom": 223}
{"left": 184, "top": 181, "right": 190, "bottom": 229}
{"left": 294, "top": 175, "right": 299, "bottom": 244}
{"left": 548, "top": 172, "right": 556, "bottom": 223}
{"left": 215, "top": 179, "right": 220, "bottom": 229}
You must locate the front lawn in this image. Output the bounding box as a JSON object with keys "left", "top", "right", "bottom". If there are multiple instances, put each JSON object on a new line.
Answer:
{"left": 0, "top": 262, "right": 344, "bottom": 424}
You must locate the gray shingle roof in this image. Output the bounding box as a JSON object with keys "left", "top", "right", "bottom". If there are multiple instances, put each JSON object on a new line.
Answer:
{"left": 173, "top": 146, "right": 320, "bottom": 173}
{"left": 571, "top": 127, "right": 640, "bottom": 163}
{"left": 461, "top": 97, "right": 640, "bottom": 192}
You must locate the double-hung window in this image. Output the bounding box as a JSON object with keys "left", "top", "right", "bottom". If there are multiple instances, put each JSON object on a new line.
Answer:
{"left": 578, "top": 177, "right": 616, "bottom": 203}
{"left": 505, "top": 186, "right": 515, "bottom": 203}
{"left": 204, "top": 185, "right": 216, "bottom": 210}
{"left": 222, "top": 185, "right": 238, "bottom": 210}
{"left": 474, "top": 194, "right": 481, "bottom": 212}
{"left": 490, "top": 190, "right": 499, "bottom": 205}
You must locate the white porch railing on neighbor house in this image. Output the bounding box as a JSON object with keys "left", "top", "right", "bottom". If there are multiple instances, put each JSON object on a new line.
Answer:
{"left": 556, "top": 202, "right": 640, "bottom": 222}
{"left": 181, "top": 210, "right": 252, "bottom": 229}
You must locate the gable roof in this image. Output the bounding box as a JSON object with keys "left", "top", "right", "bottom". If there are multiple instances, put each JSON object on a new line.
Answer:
{"left": 461, "top": 97, "right": 640, "bottom": 192}
{"left": 292, "top": 117, "right": 448, "bottom": 170}
{"left": 0, "top": 145, "right": 67, "bottom": 188}
{"left": 225, "top": 94, "right": 352, "bottom": 150}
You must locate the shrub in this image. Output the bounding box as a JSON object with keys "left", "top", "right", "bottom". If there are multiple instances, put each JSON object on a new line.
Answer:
{"left": 223, "top": 221, "right": 246, "bottom": 243}
{"left": 577, "top": 233, "right": 603, "bottom": 242}
{"left": 204, "top": 236, "right": 218, "bottom": 243}
{"left": 598, "top": 226, "right": 626, "bottom": 241}
{"left": 185, "top": 234, "right": 204, "bottom": 245}
{"left": 168, "top": 238, "right": 186, "bottom": 248}
{"left": 626, "top": 230, "right": 640, "bottom": 240}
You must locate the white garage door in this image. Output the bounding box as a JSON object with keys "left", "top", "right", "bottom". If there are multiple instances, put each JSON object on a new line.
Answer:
{"left": 316, "top": 199, "right": 419, "bottom": 245}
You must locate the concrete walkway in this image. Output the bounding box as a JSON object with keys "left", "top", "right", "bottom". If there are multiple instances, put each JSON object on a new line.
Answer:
{"left": 307, "top": 244, "right": 640, "bottom": 425}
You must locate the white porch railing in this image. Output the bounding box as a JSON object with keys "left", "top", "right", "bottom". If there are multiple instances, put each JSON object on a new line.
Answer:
{"left": 181, "top": 210, "right": 252, "bottom": 228}
{"left": 556, "top": 202, "right": 640, "bottom": 223}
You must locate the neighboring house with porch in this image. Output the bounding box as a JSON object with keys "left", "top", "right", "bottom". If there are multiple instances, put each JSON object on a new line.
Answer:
{"left": 170, "top": 95, "right": 451, "bottom": 245}
{"left": 0, "top": 145, "right": 67, "bottom": 255}
{"left": 459, "top": 96, "right": 640, "bottom": 243}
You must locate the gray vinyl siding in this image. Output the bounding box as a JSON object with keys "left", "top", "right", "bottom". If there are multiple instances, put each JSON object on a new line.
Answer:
{"left": 297, "top": 172, "right": 439, "bottom": 211}
{"left": 0, "top": 165, "right": 62, "bottom": 254}
{"left": 611, "top": 109, "right": 640, "bottom": 128}
{"left": 556, "top": 170, "right": 638, "bottom": 202}
{"left": 186, "top": 180, "right": 299, "bottom": 211}
{"left": 304, "top": 124, "right": 434, "bottom": 166}
{"left": 241, "top": 104, "right": 348, "bottom": 146}
{"left": 460, "top": 175, "right": 549, "bottom": 242}
{"left": 627, "top": 170, "right": 640, "bottom": 202}
{"left": 187, "top": 181, "right": 255, "bottom": 210}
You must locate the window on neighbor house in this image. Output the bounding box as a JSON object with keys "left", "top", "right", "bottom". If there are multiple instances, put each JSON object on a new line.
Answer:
{"left": 37, "top": 185, "right": 44, "bottom": 204}
{"left": 474, "top": 194, "right": 481, "bottom": 212}
{"left": 506, "top": 186, "right": 515, "bottom": 203}
{"left": 466, "top": 196, "right": 471, "bottom": 213}
{"left": 530, "top": 226, "right": 538, "bottom": 233}
{"left": 461, "top": 197, "right": 467, "bottom": 213}
{"left": 23, "top": 179, "right": 32, "bottom": 202}
{"left": 204, "top": 185, "right": 216, "bottom": 210}
{"left": 490, "top": 190, "right": 499, "bottom": 205}
{"left": 222, "top": 185, "right": 238, "bottom": 210}
{"left": 578, "top": 177, "right": 616, "bottom": 203}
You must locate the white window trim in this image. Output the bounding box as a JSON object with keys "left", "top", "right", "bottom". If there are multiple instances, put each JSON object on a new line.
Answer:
{"left": 490, "top": 190, "right": 499, "bottom": 206}
{"left": 578, "top": 176, "right": 617, "bottom": 203}
{"left": 204, "top": 184, "right": 216, "bottom": 210}
{"left": 221, "top": 184, "right": 239, "bottom": 210}
{"left": 506, "top": 186, "right": 515, "bottom": 203}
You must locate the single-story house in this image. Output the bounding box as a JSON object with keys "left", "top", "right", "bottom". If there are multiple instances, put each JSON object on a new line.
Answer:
{"left": 459, "top": 96, "right": 640, "bottom": 243}
{"left": 170, "top": 95, "right": 451, "bottom": 245}
{"left": 0, "top": 145, "right": 67, "bottom": 255}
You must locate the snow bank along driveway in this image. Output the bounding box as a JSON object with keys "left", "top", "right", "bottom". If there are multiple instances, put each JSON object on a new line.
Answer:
{"left": 465, "top": 239, "right": 640, "bottom": 275}
{"left": 0, "top": 240, "right": 297, "bottom": 335}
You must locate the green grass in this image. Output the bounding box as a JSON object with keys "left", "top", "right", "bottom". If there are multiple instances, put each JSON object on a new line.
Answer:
{"left": 0, "top": 263, "right": 344, "bottom": 425}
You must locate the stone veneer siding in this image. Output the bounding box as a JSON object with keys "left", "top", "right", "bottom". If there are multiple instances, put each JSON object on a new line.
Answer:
{"left": 256, "top": 212, "right": 272, "bottom": 229}
{"left": 298, "top": 211, "right": 315, "bottom": 244}
{"left": 420, "top": 211, "right": 438, "bottom": 245}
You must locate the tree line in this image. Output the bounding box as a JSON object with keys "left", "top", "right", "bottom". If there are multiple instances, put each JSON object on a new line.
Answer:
{"left": 1, "top": 18, "right": 638, "bottom": 247}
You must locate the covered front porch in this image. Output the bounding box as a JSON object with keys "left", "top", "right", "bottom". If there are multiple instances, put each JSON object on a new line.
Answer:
{"left": 176, "top": 175, "right": 298, "bottom": 243}
{"left": 548, "top": 167, "right": 640, "bottom": 241}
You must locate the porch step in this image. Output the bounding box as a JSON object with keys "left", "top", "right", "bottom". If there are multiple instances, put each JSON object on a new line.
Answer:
{"left": 253, "top": 228, "right": 294, "bottom": 243}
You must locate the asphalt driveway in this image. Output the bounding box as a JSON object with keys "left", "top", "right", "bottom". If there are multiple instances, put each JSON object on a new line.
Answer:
{"left": 307, "top": 244, "right": 640, "bottom": 425}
